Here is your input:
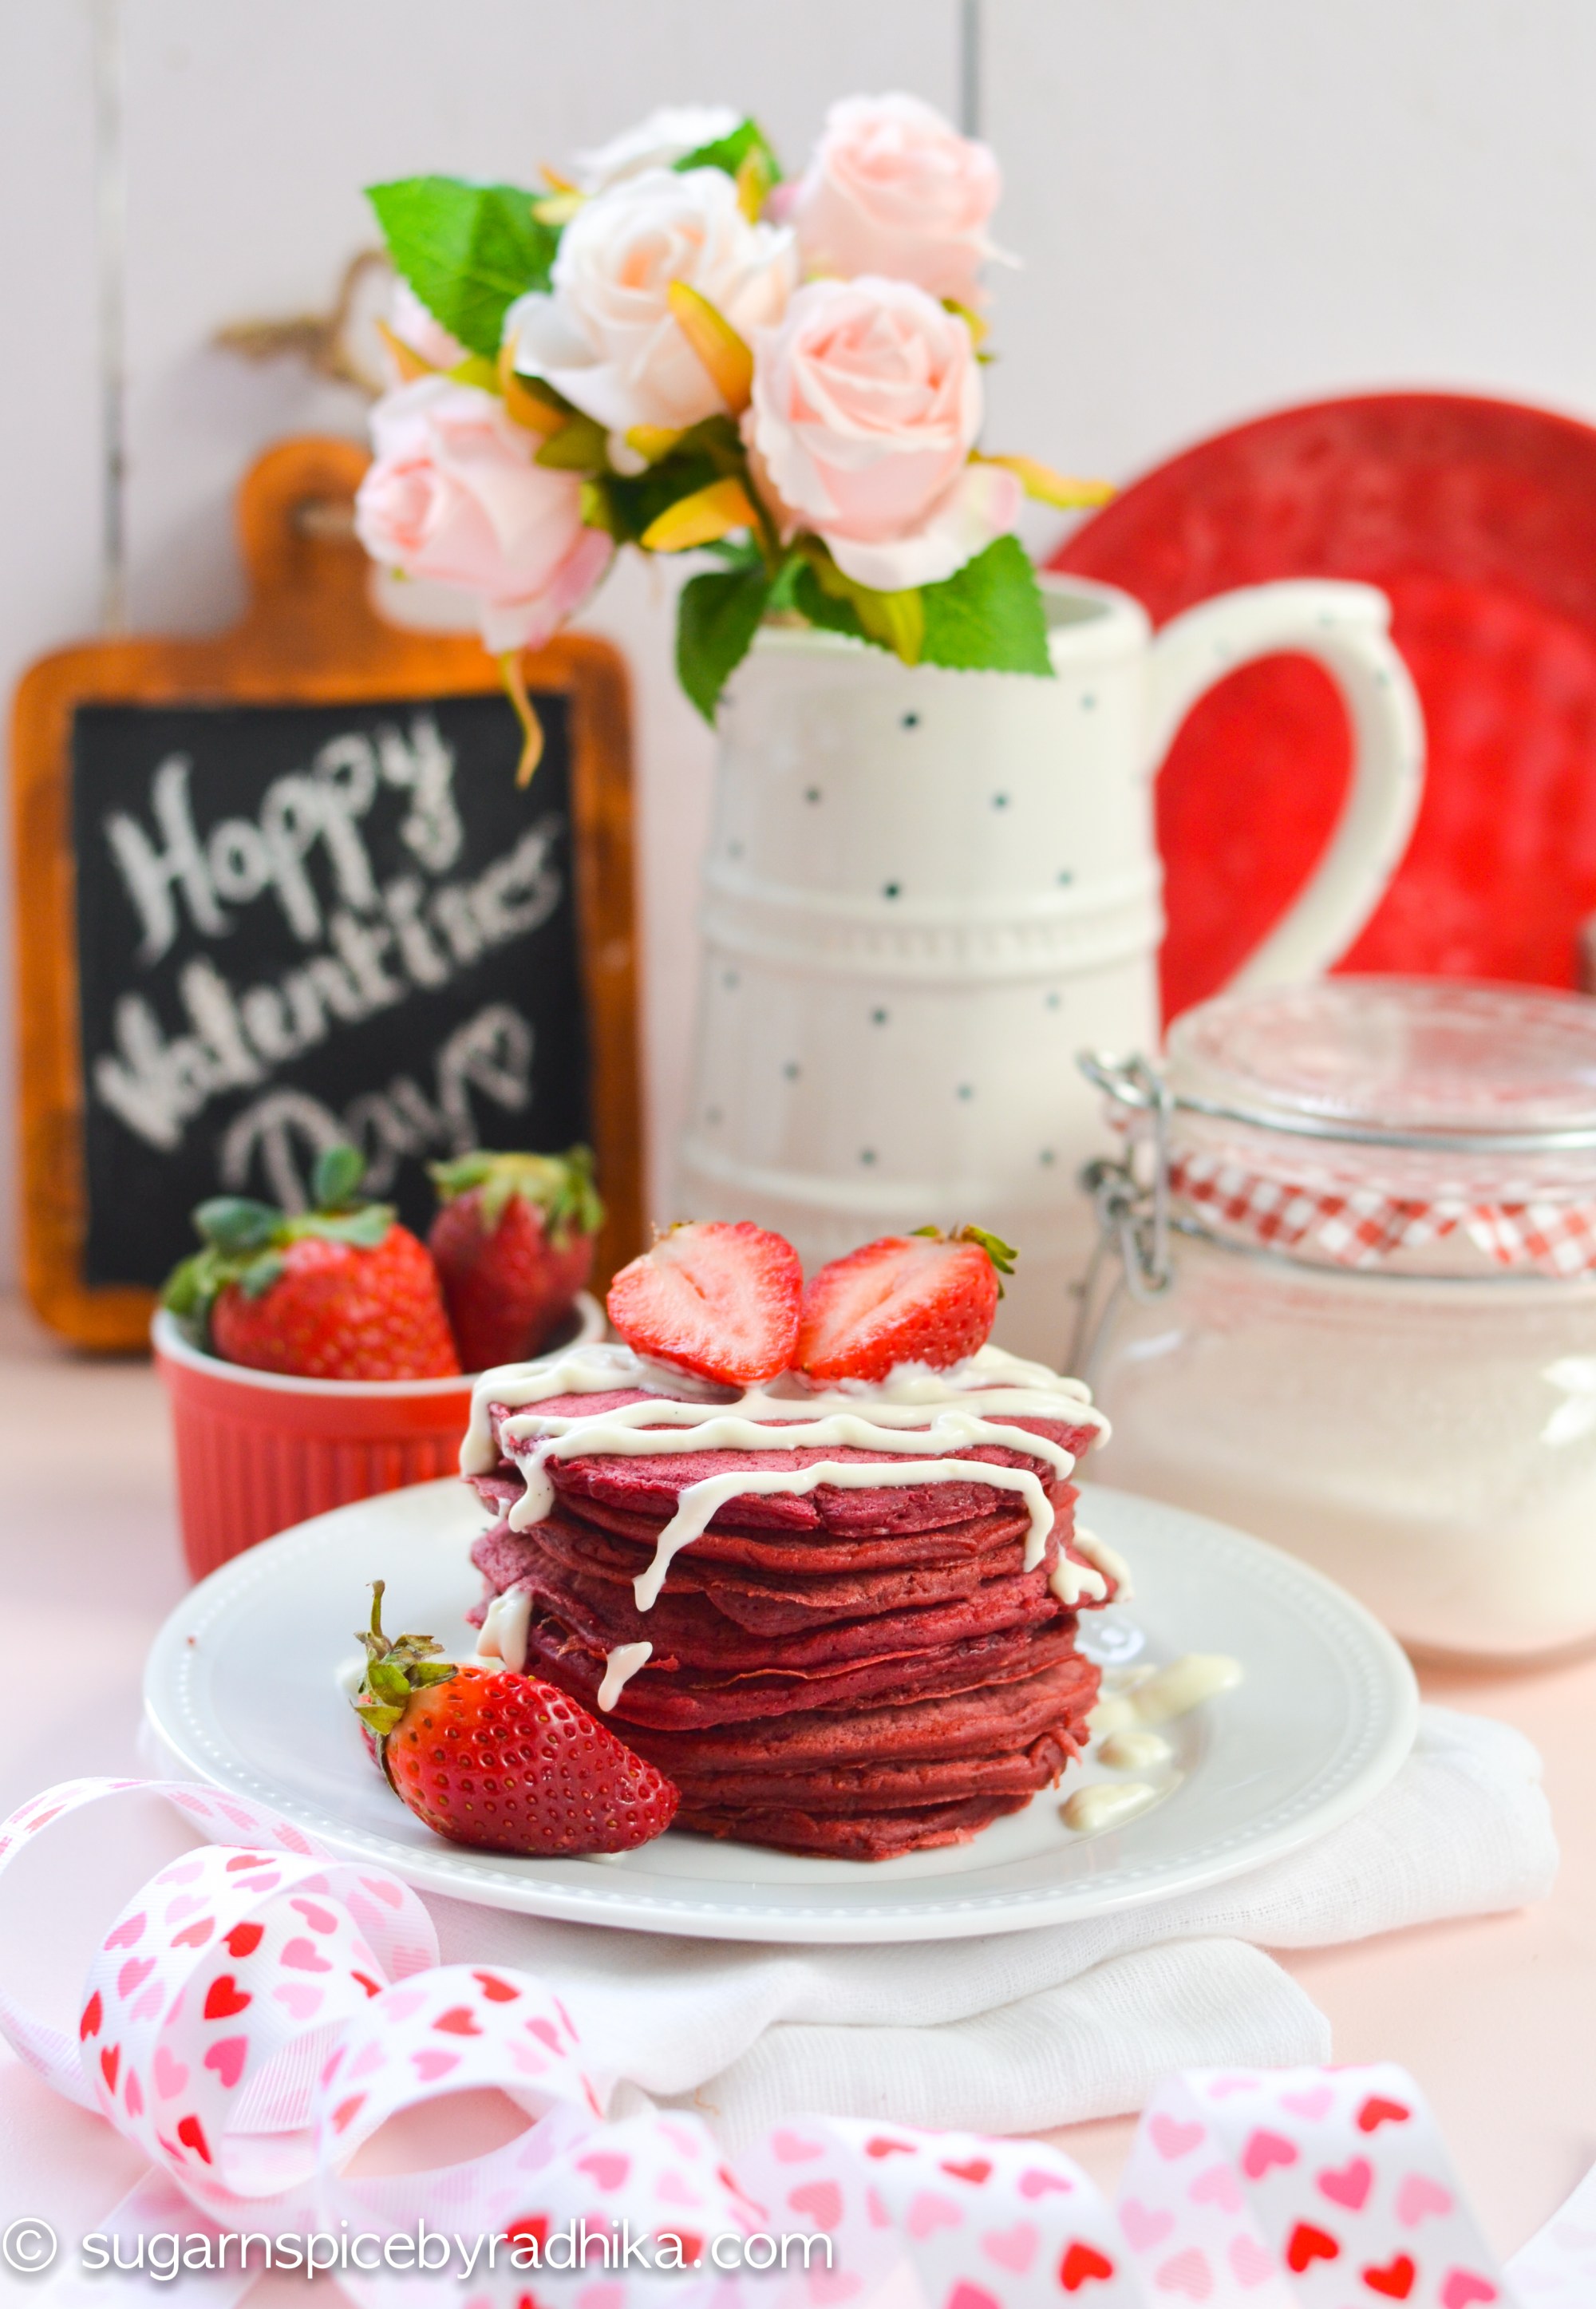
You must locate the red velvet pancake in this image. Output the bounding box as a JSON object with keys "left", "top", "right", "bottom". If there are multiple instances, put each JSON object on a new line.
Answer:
{"left": 484, "top": 1395, "right": 1095, "bottom": 1536}
{"left": 471, "top": 1496, "right": 1053, "bottom": 1619}
{"left": 678, "top": 1793, "right": 1034, "bottom": 1860}
{"left": 485, "top": 1552, "right": 1065, "bottom": 1670}
{"left": 626, "top": 1657, "right": 1097, "bottom": 1773}
{"left": 516, "top": 1606, "right": 1086, "bottom": 1728}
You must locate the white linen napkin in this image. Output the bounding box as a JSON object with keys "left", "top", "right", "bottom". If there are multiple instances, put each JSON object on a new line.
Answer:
{"left": 422, "top": 1706, "right": 1555, "bottom": 2144}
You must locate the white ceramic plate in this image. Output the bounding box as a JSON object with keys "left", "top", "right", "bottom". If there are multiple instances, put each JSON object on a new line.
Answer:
{"left": 143, "top": 1480, "right": 1417, "bottom": 1944}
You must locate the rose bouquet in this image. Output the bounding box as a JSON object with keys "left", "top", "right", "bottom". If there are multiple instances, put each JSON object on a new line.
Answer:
{"left": 356, "top": 95, "right": 1108, "bottom": 773}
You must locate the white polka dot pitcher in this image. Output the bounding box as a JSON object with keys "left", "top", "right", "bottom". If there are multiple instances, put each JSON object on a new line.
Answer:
{"left": 677, "top": 575, "right": 1424, "bottom": 1363}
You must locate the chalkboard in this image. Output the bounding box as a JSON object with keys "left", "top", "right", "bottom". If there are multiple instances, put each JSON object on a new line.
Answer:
{"left": 14, "top": 437, "right": 640, "bottom": 1348}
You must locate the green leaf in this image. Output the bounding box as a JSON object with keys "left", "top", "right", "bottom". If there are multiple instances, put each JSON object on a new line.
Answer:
{"left": 676, "top": 562, "right": 773, "bottom": 722}
{"left": 366, "top": 176, "right": 558, "bottom": 359}
{"left": 313, "top": 1143, "right": 365, "bottom": 1209}
{"left": 237, "top": 1252, "right": 286, "bottom": 1301}
{"left": 353, "top": 1700, "right": 405, "bottom": 1738}
{"left": 193, "top": 1197, "right": 279, "bottom": 1253}
{"left": 591, "top": 461, "right": 720, "bottom": 547}
{"left": 918, "top": 534, "right": 1054, "bottom": 676}
{"left": 306, "top": 1206, "right": 394, "bottom": 1250}
{"left": 788, "top": 556, "right": 917, "bottom": 661}
{"left": 963, "top": 1224, "right": 1020, "bottom": 1275}
{"left": 700, "top": 536, "right": 764, "bottom": 570}
{"left": 766, "top": 552, "right": 804, "bottom": 613}
{"left": 597, "top": 418, "right": 744, "bottom": 547}
{"left": 411, "top": 1659, "right": 460, "bottom": 1687}
{"left": 365, "top": 1659, "right": 413, "bottom": 1702}
{"left": 445, "top": 354, "right": 502, "bottom": 393}
{"left": 792, "top": 561, "right": 868, "bottom": 644}
{"left": 429, "top": 1147, "right": 602, "bottom": 1239}
{"left": 534, "top": 415, "right": 609, "bottom": 471}
{"left": 429, "top": 1151, "right": 499, "bottom": 1200}
{"left": 912, "top": 1220, "right": 1019, "bottom": 1296}
{"left": 161, "top": 1250, "right": 215, "bottom": 1324}
{"left": 674, "top": 117, "right": 782, "bottom": 187}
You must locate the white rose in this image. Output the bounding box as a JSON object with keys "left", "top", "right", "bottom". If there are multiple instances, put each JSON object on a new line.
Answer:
{"left": 573, "top": 105, "right": 742, "bottom": 193}
{"left": 503, "top": 168, "right": 796, "bottom": 439}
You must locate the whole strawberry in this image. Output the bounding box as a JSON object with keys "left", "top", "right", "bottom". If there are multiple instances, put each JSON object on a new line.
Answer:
{"left": 796, "top": 1224, "right": 1017, "bottom": 1383}
{"left": 351, "top": 1583, "right": 679, "bottom": 1855}
{"left": 163, "top": 1145, "right": 460, "bottom": 1382}
{"left": 428, "top": 1147, "right": 602, "bottom": 1372}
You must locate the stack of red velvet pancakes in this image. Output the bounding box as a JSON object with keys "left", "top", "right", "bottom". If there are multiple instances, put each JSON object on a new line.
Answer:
{"left": 465, "top": 1382, "right": 1112, "bottom": 1861}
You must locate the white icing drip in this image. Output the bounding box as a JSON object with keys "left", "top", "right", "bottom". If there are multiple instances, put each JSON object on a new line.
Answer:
{"left": 475, "top": 1588, "right": 531, "bottom": 1674}
{"left": 1073, "top": 1525, "right": 1134, "bottom": 1603}
{"left": 463, "top": 1340, "right": 1108, "bottom": 1611}
{"left": 1049, "top": 1553, "right": 1109, "bottom": 1609}
{"left": 597, "top": 1640, "right": 653, "bottom": 1711}
{"left": 1062, "top": 1781, "right": 1159, "bottom": 1833}
{"left": 461, "top": 1340, "right": 689, "bottom": 1476}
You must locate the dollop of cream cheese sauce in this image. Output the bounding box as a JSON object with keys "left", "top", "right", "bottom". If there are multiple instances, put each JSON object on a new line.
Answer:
{"left": 463, "top": 1340, "right": 1110, "bottom": 1616}
{"left": 1067, "top": 1652, "right": 1245, "bottom": 1835}
{"left": 1061, "top": 1781, "right": 1160, "bottom": 1833}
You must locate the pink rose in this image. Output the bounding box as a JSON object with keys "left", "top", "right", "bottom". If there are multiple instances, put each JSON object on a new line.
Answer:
{"left": 355, "top": 377, "right": 612, "bottom": 652}
{"left": 745, "top": 276, "right": 1022, "bottom": 592}
{"left": 788, "top": 93, "right": 1004, "bottom": 306}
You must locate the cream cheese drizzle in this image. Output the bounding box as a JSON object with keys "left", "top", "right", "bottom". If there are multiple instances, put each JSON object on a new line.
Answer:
{"left": 1072, "top": 1525, "right": 1134, "bottom": 1603}
{"left": 464, "top": 1342, "right": 1108, "bottom": 1615}
{"left": 1049, "top": 1553, "right": 1110, "bottom": 1609}
{"left": 597, "top": 1641, "right": 653, "bottom": 1711}
{"left": 475, "top": 1588, "right": 531, "bottom": 1674}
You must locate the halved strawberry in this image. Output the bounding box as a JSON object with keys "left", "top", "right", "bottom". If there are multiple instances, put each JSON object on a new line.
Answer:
{"left": 796, "top": 1226, "right": 1017, "bottom": 1383}
{"left": 606, "top": 1220, "right": 801, "bottom": 1387}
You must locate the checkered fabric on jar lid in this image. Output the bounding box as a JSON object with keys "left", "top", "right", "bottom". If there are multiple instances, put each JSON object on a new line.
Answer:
{"left": 1158, "top": 977, "right": 1596, "bottom": 1278}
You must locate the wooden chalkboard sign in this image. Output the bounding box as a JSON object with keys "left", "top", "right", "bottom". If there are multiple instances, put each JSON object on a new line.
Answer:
{"left": 14, "top": 437, "right": 641, "bottom": 1349}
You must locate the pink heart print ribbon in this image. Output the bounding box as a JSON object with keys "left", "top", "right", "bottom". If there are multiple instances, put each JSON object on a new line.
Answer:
{"left": 0, "top": 1777, "right": 1589, "bottom": 2307}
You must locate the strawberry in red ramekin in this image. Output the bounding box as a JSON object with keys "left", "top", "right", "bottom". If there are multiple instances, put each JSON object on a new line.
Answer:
{"left": 428, "top": 1147, "right": 602, "bottom": 1372}
{"left": 162, "top": 1145, "right": 459, "bottom": 1381}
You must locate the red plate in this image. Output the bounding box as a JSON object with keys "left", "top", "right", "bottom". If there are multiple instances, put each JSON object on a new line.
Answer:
{"left": 1053, "top": 392, "right": 1596, "bottom": 1021}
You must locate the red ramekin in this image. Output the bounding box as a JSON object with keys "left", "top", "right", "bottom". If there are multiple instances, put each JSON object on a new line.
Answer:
{"left": 152, "top": 1294, "right": 604, "bottom": 1581}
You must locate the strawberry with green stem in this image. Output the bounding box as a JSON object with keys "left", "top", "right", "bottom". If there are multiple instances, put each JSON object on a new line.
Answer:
{"left": 428, "top": 1146, "right": 602, "bottom": 1371}
{"left": 352, "top": 1582, "right": 679, "bottom": 1856}
{"left": 163, "top": 1144, "right": 460, "bottom": 1381}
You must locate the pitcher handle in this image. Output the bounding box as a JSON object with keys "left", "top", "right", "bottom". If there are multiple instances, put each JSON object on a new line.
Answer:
{"left": 1145, "top": 579, "right": 1424, "bottom": 991}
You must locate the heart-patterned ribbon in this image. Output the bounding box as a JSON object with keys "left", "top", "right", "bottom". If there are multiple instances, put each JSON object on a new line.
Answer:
{"left": 0, "top": 1776, "right": 1588, "bottom": 2307}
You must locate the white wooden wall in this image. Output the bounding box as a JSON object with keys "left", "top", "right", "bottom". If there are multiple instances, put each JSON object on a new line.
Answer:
{"left": 5, "top": 0, "right": 1596, "bottom": 1296}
